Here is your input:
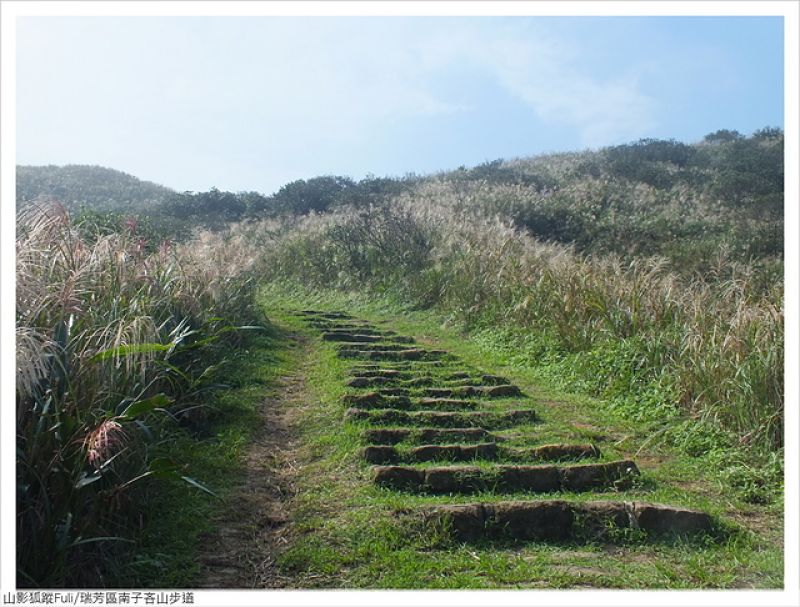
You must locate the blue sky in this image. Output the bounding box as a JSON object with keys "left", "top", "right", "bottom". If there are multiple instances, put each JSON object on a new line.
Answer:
{"left": 16, "top": 16, "right": 783, "bottom": 194}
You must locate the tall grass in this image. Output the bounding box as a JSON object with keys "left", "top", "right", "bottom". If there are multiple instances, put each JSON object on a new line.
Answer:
{"left": 16, "top": 202, "right": 260, "bottom": 586}
{"left": 263, "top": 198, "right": 783, "bottom": 454}
{"left": 16, "top": 185, "right": 783, "bottom": 582}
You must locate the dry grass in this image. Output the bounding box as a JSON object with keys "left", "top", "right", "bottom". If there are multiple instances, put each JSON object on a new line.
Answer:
{"left": 261, "top": 197, "right": 782, "bottom": 454}
{"left": 16, "top": 187, "right": 782, "bottom": 584}
{"left": 16, "top": 201, "right": 261, "bottom": 586}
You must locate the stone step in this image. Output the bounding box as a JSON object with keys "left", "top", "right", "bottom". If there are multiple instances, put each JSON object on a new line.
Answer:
{"left": 417, "top": 500, "right": 713, "bottom": 542}
{"left": 343, "top": 393, "right": 411, "bottom": 409}
{"left": 423, "top": 385, "right": 522, "bottom": 399}
{"left": 343, "top": 393, "right": 481, "bottom": 411}
{"left": 404, "top": 377, "right": 435, "bottom": 387}
{"left": 324, "top": 327, "right": 397, "bottom": 337}
{"left": 348, "top": 369, "right": 408, "bottom": 379}
{"left": 308, "top": 311, "right": 353, "bottom": 320}
{"left": 511, "top": 444, "right": 601, "bottom": 461}
{"left": 364, "top": 443, "right": 500, "bottom": 464}
{"left": 478, "top": 374, "right": 511, "bottom": 386}
{"left": 350, "top": 360, "right": 449, "bottom": 369}
{"left": 347, "top": 376, "right": 401, "bottom": 388}
{"left": 345, "top": 408, "right": 537, "bottom": 428}
{"left": 363, "top": 427, "right": 502, "bottom": 445}
{"left": 364, "top": 389, "right": 507, "bottom": 403}
{"left": 374, "top": 387, "right": 410, "bottom": 397}
{"left": 445, "top": 371, "right": 472, "bottom": 380}
{"left": 336, "top": 343, "right": 411, "bottom": 352}
{"left": 322, "top": 332, "right": 415, "bottom": 344}
{"left": 338, "top": 349, "right": 449, "bottom": 361}
{"left": 373, "top": 460, "right": 638, "bottom": 493}
{"left": 445, "top": 375, "right": 512, "bottom": 387}
{"left": 307, "top": 322, "right": 376, "bottom": 332}
{"left": 348, "top": 376, "right": 508, "bottom": 389}
{"left": 362, "top": 443, "right": 600, "bottom": 464}
{"left": 309, "top": 318, "right": 372, "bottom": 325}
{"left": 415, "top": 398, "right": 482, "bottom": 411}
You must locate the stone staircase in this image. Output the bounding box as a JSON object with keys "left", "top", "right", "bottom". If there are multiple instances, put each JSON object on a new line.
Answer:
{"left": 296, "top": 309, "right": 714, "bottom": 544}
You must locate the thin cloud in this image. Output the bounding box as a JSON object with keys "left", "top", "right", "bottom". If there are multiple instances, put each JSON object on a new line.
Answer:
{"left": 18, "top": 16, "right": 775, "bottom": 193}
{"left": 286, "top": 19, "right": 658, "bottom": 147}
{"left": 416, "top": 20, "right": 658, "bottom": 146}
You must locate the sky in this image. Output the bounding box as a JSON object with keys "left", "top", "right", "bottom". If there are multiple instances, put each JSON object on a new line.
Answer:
{"left": 15, "top": 15, "right": 784, "bottom": 195}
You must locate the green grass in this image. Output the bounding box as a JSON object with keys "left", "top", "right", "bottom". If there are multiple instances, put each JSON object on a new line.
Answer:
{"left": 261, "top": 283, "right": 783, "bottom": 589}
{"left": 112, "top": 322, "right": 301, "bottom": 587}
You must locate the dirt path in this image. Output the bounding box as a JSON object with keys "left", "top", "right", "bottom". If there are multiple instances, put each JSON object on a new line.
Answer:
{"left": 195, "top": 333, "right": 310, "bottom": 588}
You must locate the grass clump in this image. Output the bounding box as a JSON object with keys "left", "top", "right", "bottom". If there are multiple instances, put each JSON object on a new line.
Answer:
{"left": 15, "top": 201, "right": 263, "bottom": 587}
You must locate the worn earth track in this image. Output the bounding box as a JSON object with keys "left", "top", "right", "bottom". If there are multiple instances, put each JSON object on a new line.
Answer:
{"left": 195, "top": 333, "right": 310, "bottom": 588}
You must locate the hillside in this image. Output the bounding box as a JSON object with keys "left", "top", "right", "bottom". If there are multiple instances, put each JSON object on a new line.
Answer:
{"left": 434, "top": 129, "right": 784, "bottom": 270}
{"left": 18, "top": 129, "right": 783, "bottom": 278}
{"left": 16, "top": 164, "right": 175, "bottom": 213}
{"left": 16, "top": 130, "right": 784, "bottom": 588}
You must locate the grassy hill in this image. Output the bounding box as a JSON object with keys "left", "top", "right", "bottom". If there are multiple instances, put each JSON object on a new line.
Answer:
{"left": 15, "top": 129, "right": 784, "bottom": 587}
{"left": 18, "top": 128, "right": 783, "bottom": 277}
{"left": 16, "top": 164, "right": 175, "bottom": 213}
{"left": 433, "top": 129, "right": 783, "bottom": 273}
